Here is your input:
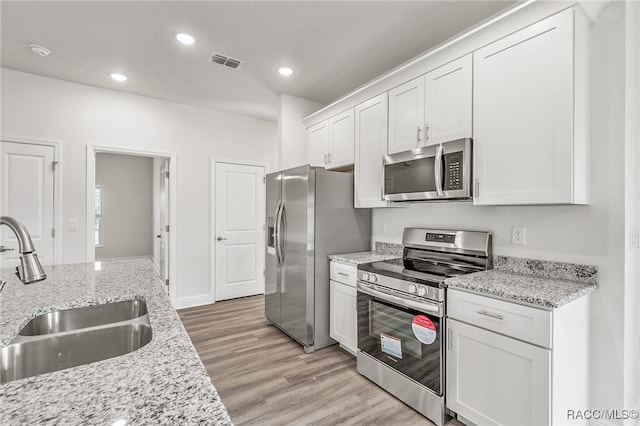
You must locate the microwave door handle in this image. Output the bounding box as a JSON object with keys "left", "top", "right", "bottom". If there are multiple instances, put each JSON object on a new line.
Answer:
{"left": 435, "top": 144, "right": 444, "bottom": 197}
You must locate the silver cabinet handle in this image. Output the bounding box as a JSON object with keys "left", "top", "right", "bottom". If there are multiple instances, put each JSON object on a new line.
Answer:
{"left": 477, "top": 310, "right": 504, "bottom": 320}
{"left": 416, "top": 125, "right": 421, "bottom": 145}
{"left": 425, "top": 124, "right": 430, "bottom": 143}
{"left": 216, "top": 236, "right": 227, "bottom": 241}
{"left": 0, "top": 245, "right": 14, "bottom": 253}
{"left": 475, "top": 179, "right": 480, "bottom": 198}
{"left": 338, "top": 272, "right": 349, "bottom": 277}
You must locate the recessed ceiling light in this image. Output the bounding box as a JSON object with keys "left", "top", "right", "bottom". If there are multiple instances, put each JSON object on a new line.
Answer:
{"left": 110, "top": 73, "right": 127, "bottom": 82}
{"left": 29, "top": 44, "right": 51, "bottom": 57}
{"left": 278, "top": 67, "right": 293, "bottom": 77}
{"left": 176, "top": 33, "right": 195, "bottom": 45}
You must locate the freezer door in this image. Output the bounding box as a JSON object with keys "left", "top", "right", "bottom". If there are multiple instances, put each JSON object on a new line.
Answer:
{"left": 265, "top": 172, "right": 281, "bottom": 324}
{"left": 280, "top": 165, "right": 314, "bottom": 346}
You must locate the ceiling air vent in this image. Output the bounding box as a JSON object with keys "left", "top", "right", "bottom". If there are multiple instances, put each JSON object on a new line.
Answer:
{"left": 209, "top": 52, "right": 244, "bottom": 69}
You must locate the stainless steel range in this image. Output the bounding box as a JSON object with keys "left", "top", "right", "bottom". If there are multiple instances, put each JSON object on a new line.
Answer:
{"left": 356, "top": 228, "right": 492, "bottom": 426}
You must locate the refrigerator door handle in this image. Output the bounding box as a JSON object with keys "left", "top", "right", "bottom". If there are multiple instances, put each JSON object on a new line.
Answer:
{"left": 274, "top": 201, "right": 283, "bottom": 264}
{"left": 278, "top": 202, "right": 286, "bottom": 263}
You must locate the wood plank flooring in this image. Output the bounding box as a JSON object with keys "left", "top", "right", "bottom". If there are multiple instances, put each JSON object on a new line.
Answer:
{"left": 178, "top": 295, "right": 440, "bottom": 426}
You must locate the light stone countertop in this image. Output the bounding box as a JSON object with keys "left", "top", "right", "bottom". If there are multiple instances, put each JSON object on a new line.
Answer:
{"left": 328, "top": 251, "right": 401, "bottom": 266}
{"left": 0, "top": 258, "right": 232, "bottom": 425}
{"left": 445, "top": 269, "right": 597, "bottom": 309}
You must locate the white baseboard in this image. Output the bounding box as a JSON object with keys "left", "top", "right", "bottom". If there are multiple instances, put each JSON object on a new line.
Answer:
{"left": 173, "top": 294, "right": 214, "bottom": 310}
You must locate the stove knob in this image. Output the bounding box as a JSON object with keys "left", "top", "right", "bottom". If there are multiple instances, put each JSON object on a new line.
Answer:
{"left": 362, "top": 272, "right": 370, "bottom": 281}
{"left": 417, "top": 286, "right": 427, "bottom": 297}
{"left": 407, "top": 284, "right": 417, "bottom": 294}
{"left": 370, "top": 274, "right": 378, "bottom": 283}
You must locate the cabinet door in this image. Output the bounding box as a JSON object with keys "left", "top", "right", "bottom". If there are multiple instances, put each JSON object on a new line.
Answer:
{"left": 354, "top": 93, "right": 390, "bottom": 208}
{"left": 307, "top": 121, "right": 329, "bottom": 168}
{"left": 330, "top": 280, "right": 357, "bottom": 354}
{"left": 424, "top": 55, "right": 472, "bottom": 146}
{"left": 473, "top": 9, "right": 577, "bottom": 205}
{"left": 447, "top": 319, "right": 551, "bottom": 426}
{"left": 388, "top": 76, "right": 425, "bottom": 154}
{"left": 328, "top": 109, "right": 355, "bottom": 169}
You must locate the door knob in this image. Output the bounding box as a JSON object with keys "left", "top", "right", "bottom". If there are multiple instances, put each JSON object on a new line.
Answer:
{"left": 216, "top": 236, "right": 227, "bottom": 241}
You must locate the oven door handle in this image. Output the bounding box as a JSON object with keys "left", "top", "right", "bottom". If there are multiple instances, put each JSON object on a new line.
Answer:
{"left": 357, "top": 281, "right": 442, "bottom": 316}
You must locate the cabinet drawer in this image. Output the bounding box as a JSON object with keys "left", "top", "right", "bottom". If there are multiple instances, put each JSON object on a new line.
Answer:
{"left": 447, "top": 289, "right": 552, "bottom": 348}
{"left": 330, "top": 262, "right": 357, "bottom": 287}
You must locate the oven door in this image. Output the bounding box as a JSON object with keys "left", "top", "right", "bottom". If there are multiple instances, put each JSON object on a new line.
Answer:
{"left": 357, "top": 282, "right": 444, "bottom": 396}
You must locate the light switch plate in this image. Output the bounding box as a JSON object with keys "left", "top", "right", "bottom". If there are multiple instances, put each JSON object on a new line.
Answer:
{"left": 68, "top": 219, "right": 78, "bottom": 231}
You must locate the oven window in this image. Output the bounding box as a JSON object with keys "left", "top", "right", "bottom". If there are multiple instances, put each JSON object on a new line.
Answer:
{"left": 358, "top": 292, "right": 442, "bottom": 395}
{"left": 384, "top": 157, "right": 436, "bottom": 195}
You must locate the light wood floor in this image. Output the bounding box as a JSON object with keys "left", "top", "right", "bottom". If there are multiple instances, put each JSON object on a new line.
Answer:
{"left": 178, "top": 295, "right": 441, "bottom": 426}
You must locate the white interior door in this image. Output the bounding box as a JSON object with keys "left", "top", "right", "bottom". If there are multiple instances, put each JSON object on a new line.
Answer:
{"left": 214, "top": 162, "right": 265, "bottom": 301}
{"left": 159, "top": 159, "right": 170, "bottom": 294}
{"left": 1, "top": 141, "right": 55, "bottom": 268}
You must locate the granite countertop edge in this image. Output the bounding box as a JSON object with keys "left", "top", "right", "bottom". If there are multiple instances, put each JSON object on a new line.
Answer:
{"left": 328, "top": 251, "right": 401, "bottom": 266}
{"left": 445, "top": 269, "right": 598, "bottom": 309}
{"left": 0, "top": 258, "right": 232, "bottom": 425}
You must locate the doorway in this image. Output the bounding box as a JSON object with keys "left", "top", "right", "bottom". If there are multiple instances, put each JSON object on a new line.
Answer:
{"left": 211, "top": 159, "right": 265, "bottom": 301}
{"left": 86, "top": 145, "right": 177, "bottom": 303}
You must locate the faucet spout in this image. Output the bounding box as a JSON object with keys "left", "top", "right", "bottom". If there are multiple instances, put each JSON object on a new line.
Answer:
{"left": 0, "top": 216, "right": 47, "bottom": 284}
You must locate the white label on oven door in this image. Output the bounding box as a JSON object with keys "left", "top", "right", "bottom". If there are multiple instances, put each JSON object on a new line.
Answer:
{"left": 412, "top": 315, "right": 437, "bottom": 344}
{"left": 380, "top": 333, "right": 402, "bottom": 359}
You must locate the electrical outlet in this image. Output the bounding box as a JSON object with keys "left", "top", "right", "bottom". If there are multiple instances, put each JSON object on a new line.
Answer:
{"left": 512, "top": 226, "right": 526, "bottom": 245}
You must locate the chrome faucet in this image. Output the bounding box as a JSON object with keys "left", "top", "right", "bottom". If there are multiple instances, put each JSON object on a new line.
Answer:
{"left": 0, "top": 216, "right": 47, "bottom": 284}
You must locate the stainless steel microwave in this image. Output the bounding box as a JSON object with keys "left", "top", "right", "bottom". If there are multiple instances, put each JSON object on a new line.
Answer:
{"left": 383, "top": 138, "right": 472, "bottom": 201}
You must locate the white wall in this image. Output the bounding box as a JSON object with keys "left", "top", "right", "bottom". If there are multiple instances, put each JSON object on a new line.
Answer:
{"left": 277, "top": 94, "right": 324, "bottom": 170}
{"left": 0, "top": 68, "right": 278, "bottom": 307}
{"left": 95, "top": 153, "right": 153, "bottom": 259}
{"left": 623, "top": 0, "right": 640, "bottom": 416}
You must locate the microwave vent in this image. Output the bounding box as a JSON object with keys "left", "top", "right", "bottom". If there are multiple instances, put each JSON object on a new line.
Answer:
{"left": 209, "top": 52, "right": 244, "bottom": 69}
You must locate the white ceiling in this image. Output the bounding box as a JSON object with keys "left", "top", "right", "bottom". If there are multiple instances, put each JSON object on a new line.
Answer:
{"left": 1, "top": 1, "right": 519, "bottom": 121}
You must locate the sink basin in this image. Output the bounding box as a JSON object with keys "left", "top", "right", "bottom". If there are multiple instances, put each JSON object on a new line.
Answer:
{"left": 1, "top": 300, "right": 152, "bottom": 384}
{"left": 18, "top": 300, "right": 148, "bottom": 336}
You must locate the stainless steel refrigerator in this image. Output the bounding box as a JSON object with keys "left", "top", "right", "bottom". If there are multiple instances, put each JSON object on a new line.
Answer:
{"left": 265, "top": 165, "right": 371, "bottom": 352}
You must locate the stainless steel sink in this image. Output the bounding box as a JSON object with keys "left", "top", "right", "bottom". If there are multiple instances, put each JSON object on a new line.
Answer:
{"left": 18, "top": 300, "right": 148, "bottom": 336}
{"left": 1, "top": 300, "right": 152, "bottom": 384}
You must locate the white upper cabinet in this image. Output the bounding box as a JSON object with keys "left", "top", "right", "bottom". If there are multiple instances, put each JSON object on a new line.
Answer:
{"left": 424, "top": 54, "right": 472, "bottom": 146}
{"left": 306, "top": 109, "right": 354, "bottom": 169}
{"left": 306, "top": 120, "right": 329, "bottom": 168}
{"left": 354, "top": 93, "right": 390, "bottom": 208}
{"left": 473, "top": 8, "right": 589, "bottom": 205}
{"left": 327, "top": 109, "right": 355, "bottom": 169}
{"left": 387, "top": 76, "right": 425, "bottom": 154}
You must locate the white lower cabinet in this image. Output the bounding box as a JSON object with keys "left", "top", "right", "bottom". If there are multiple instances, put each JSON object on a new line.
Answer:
{"left": 329, "top": 261, "right": 358, "bottom": 355}
{"left": 446, "top": 289, "right": 590, "bottom": 426}
{"left": 447, "top": 318, "right": 551, "bottom": 426}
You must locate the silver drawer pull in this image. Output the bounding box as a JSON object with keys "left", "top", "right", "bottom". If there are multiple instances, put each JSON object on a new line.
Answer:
{"left": 477, "top": 310, "right": 504, "bottom": 320}
{"left": 338, "top": 272, "right": 350, "bottom": 277}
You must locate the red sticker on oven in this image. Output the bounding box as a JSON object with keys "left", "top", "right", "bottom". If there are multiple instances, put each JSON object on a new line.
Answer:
{"left": 412, "top": 315, "right": 436, "bottom": 344}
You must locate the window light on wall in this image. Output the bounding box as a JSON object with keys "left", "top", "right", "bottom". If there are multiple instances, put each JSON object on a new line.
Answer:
{"left": 95, "top": 186, "right": 103, "bottom": 247}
